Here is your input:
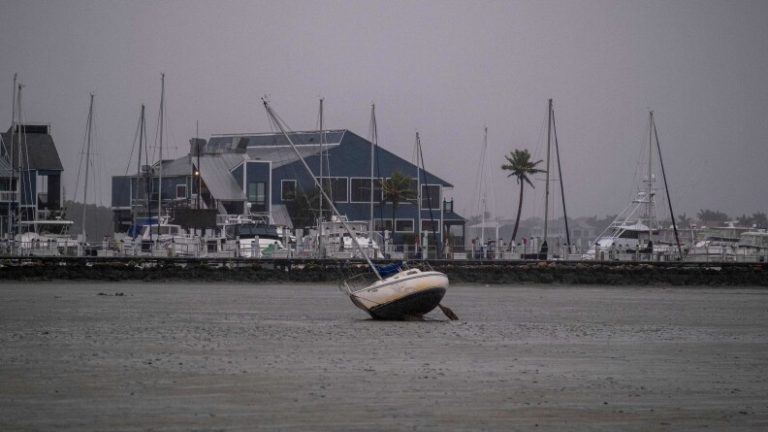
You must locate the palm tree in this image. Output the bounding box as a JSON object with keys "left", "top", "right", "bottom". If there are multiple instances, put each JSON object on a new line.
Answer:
{"left": 382, "top": 171, "right": 416, "bottom": 235}
{"left": 502, "top": 149, "right": 546, "bottom": 246}
{"left": 677, "top": 212, "right": 692, "bottom": 229}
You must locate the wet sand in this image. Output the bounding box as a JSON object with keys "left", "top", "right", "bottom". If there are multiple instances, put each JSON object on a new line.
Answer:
{"left": 1, "top": 282, "right": 767, "bottom": 431}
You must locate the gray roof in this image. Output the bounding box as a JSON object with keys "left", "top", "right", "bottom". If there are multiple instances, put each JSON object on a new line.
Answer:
{"left": 271, "top": 204, "right": 293, "bottom": 228}
{"left": 160, "top": 157, "right": 192, "bottom": 177}
{"left": 0, "top": 155, "right": 11, "bottom": 176}
{"left": 207, "top": 130, "right": 345, "bottom": 154}
{"left": 198, "top": 155, "right": 246, "bottom": 201}
{"left": 246, "top": 144, "right": 335, "bottom": 169}
{"left": 1, "top": 125, "right": 64, "bottom": 172}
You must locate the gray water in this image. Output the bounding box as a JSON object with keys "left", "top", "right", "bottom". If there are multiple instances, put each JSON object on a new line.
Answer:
{"left": 2, "top": 282, "right": 767, "bottom": 431}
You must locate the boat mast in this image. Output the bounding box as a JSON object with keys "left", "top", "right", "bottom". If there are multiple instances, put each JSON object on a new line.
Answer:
{"left": 652, "top": 113, "right": 683, "bottom": 258}
{"left": 134, "top": 105, "right": 145, "bottom": 231}
{"left": 156, "top": 73, "right": 164, "bottom": 245}
{"left": 646, "top": 111, "right": 654, "bottom": 232}
{"left": 8, "top": 73, "right": 16, "bottom": 240}
{"left": 263, "top": 99, "right": 382, "bottom": 280}
{"left": 551, "top": 100, "right": 572, "bottom": 253}
{"left": 195, "top": 120, "right": 200, "bottom": 209}
{"left": 141, "top": 106, "right": 152, "bottom": 243}
{"left": 318, "top": 98, "right": 324, "bottom": 256}
{"left": 318, "top": 98, "right": 324, "bottom": 222}
{"left": 81, "top": 93, "right": 94, "bottom": 244}
{"left": 542, "top": 99, "right": 552, "bottom": 257}
{"left": 415, "top": 132, "right": 422, "bottom": 253}
{"left": 480, "top": 126, "right": 487, "bottom": 248}
{"left": 16, "top": 83, "right": 27, "bottom": 234}
{"left": 369, "top": 103, "right": 376, "bottom": 236}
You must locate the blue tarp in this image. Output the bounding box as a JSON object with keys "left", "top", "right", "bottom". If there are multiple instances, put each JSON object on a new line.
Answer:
{"left": 372, "top": 261, "right": 404, "bottom": 277}
{"left": 127, "top": 216, "right": 158, "bottom": 238}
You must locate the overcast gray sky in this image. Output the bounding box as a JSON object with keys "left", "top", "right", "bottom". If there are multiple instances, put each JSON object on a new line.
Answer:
{"left": 1, "top": 0, "right": 767, "bottom": 222}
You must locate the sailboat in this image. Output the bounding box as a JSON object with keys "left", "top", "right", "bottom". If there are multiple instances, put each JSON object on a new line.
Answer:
{"left": 523, "top": 99, "right": 571, "bottom": 260}
{"left": 262, "top": 99, "right": 454, "bottom": 320}
{"left": 584, "top": 111, "right": 682, "bottom": 260}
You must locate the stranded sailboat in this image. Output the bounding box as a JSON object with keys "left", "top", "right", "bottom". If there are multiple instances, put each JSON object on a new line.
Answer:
{"left": 262, "top": 99, "right": 455, "bottom": 320}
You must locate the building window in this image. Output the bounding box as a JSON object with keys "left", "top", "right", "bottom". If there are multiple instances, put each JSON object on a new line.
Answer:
{"left": 176, "top": 184, "right": 187, "bottom": 199}
{"left": 374, "top": 219, "right": 393, "bottom": 232}
{"left": 421, "top": 220, "right": 440, "bottom": 233}
{"left": 350, "top": 178, "right": 382, "bottom": 203}
{"left": 281, "top": 180, "right": 296, "bottom": 201}
{"left": 320, "top": 177, "right": 348, "bottom": 202}
{"left": 395, "top": 219, "right": 414, "bottom": 233}
{"left": 248, "top": 182, "right": 266, "bottom": 206}
{"left": 421, "top": 184, "right": 441, "bottom": 209}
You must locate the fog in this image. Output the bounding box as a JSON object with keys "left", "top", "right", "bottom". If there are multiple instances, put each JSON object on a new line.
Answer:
{"left": 1, "top": 0, "right": 767, "bottom": 222}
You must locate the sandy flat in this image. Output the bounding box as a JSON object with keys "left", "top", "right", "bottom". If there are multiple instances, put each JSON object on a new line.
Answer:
{"left": 1, "top": 282, "right": 767, "bottom": 431}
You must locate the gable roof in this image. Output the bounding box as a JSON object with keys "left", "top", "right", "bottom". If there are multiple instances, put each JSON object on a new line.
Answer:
{"left": 197, "top": 155, "right": 246, "bottom": 201}
{"left": 1, "top": 125, "right": 64, "bottom": 172}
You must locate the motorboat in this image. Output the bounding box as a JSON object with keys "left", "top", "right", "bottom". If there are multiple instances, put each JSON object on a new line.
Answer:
{"left": 300, "top": 216, "right": 384, "bottom": 259}
{"left": 584, "top": 112, "right": 683, "bottom": 261}
{"left": 220, "top": 215, "right": 287, "bottom": 257}
{"left": 15, "top": 219, "right": 78, "bottom": 256}
{"left": 136, "top": 221, "right": 200, "bottom": 256}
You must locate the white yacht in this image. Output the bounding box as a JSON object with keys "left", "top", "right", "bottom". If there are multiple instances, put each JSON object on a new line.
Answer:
{"left": 220, "top": 215, "right": 287, "bottom": 258}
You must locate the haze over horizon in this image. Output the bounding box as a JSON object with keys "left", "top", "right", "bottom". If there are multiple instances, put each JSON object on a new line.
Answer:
{"left": 1, "top": 0, "right": 766, "bottom": 223}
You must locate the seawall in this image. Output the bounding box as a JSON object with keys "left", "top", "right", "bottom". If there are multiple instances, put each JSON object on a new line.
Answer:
{"left": 1, "top": 257, "right": 766, "bottom": 286}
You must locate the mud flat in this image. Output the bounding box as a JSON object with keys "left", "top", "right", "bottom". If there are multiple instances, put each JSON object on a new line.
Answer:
{"left": 1, "top": 282, "right": 767, "bottom": 431}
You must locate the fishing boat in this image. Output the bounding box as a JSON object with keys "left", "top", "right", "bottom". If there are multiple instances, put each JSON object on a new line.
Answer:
{"left": 262, "top": 99, "right": 454, "bottom": 320}
{"left": 584, "top": 111, "right": 683, "bottom": 260}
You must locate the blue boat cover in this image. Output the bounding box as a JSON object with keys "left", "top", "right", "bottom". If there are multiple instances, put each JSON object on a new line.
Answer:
{"left": 372, "top": 261, "right": 404, "bottom": 277}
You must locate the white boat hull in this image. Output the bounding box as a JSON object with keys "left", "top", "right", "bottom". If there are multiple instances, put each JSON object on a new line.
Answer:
{"left": 348, "top": 270, "right": 449, "bottom": 320}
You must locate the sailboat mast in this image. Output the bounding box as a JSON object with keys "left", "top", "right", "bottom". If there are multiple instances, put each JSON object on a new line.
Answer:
{"left": 551, "top": 101, "right": 572, "bottom": 253}
{"left": 318, "top": 98, "right": 324, "bottom": 224}
{"left": 263, "top": 99, "right": 382, "bottom": 280}
{"left": 318, "top": 98, "right": 324, "bottom": 257}
{"left": 141, "top": 106, "right": 152, "bottom": 243}
{"left": 543, "top": 99, "right": 552, "bottom": 255}
{"left": 157, "top": 73, "right": 164, "bottom": 242}
{"left": 647, "top": 111, "right": 654, "bottom": 229}
{"left": 196, "top": 120, "right": 201, "bottom": 210}
{"left": 481, "top": 126, "right": 487, "bottom": 247}
{"left": 134, "top": 105, "right": 145, "bottom": 230}
{"left": 16, "top": 84, "right": 26, "bottom": 233}
{"left": 369, "top": 104, "right": 376, "bottom": 235}
{"left": 8, "top": 73, "right": 16, "bottom": 239}
{"left": 652, "top": 115, "right": 683, "bottom": 258}
{"left": 81, "top": 93, "right": 94, "bottom": 243}
{"left": 415, "top": 132, "right": 422, "bottom": 250}
{"left": 416, "top": 133, "right": 439, "bottom": 258}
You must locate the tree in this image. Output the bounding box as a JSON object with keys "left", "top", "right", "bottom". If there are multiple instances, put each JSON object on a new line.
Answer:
{"left": 501, "top": 149, "right": 546, "bottom": 246}
{"left": 696, "top": 209, "right": 729, "bottom": 227}
{"left": 285, "top": 185, "right": 331, "bottom": 229}
{"left": 752, "top": 212, "right": 768, "bottom": 228}
{"left": 381, "top": 171, "right": 416, "bottom": 236}
{"left": 677, "top": 212, "right": 692, "bottom": 228}
{"left": 736, "top": 214, "right": 753, "bottom": 227}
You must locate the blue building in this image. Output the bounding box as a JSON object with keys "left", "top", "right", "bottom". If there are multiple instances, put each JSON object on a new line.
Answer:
{"left": 112, "top": 129, "right": 466, "bottom": 251}
{"left": 1, "top": 124, "right": 64, "bottom": 236}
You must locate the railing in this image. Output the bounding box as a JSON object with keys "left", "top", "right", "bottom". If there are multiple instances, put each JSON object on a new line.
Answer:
{"left": 0, "top": 191, "right": 17, "bottom": 202}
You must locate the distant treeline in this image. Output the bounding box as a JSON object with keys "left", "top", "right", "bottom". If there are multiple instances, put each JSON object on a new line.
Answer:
{"left": 61, "top": 201, "right": 114, "bottom": 242}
